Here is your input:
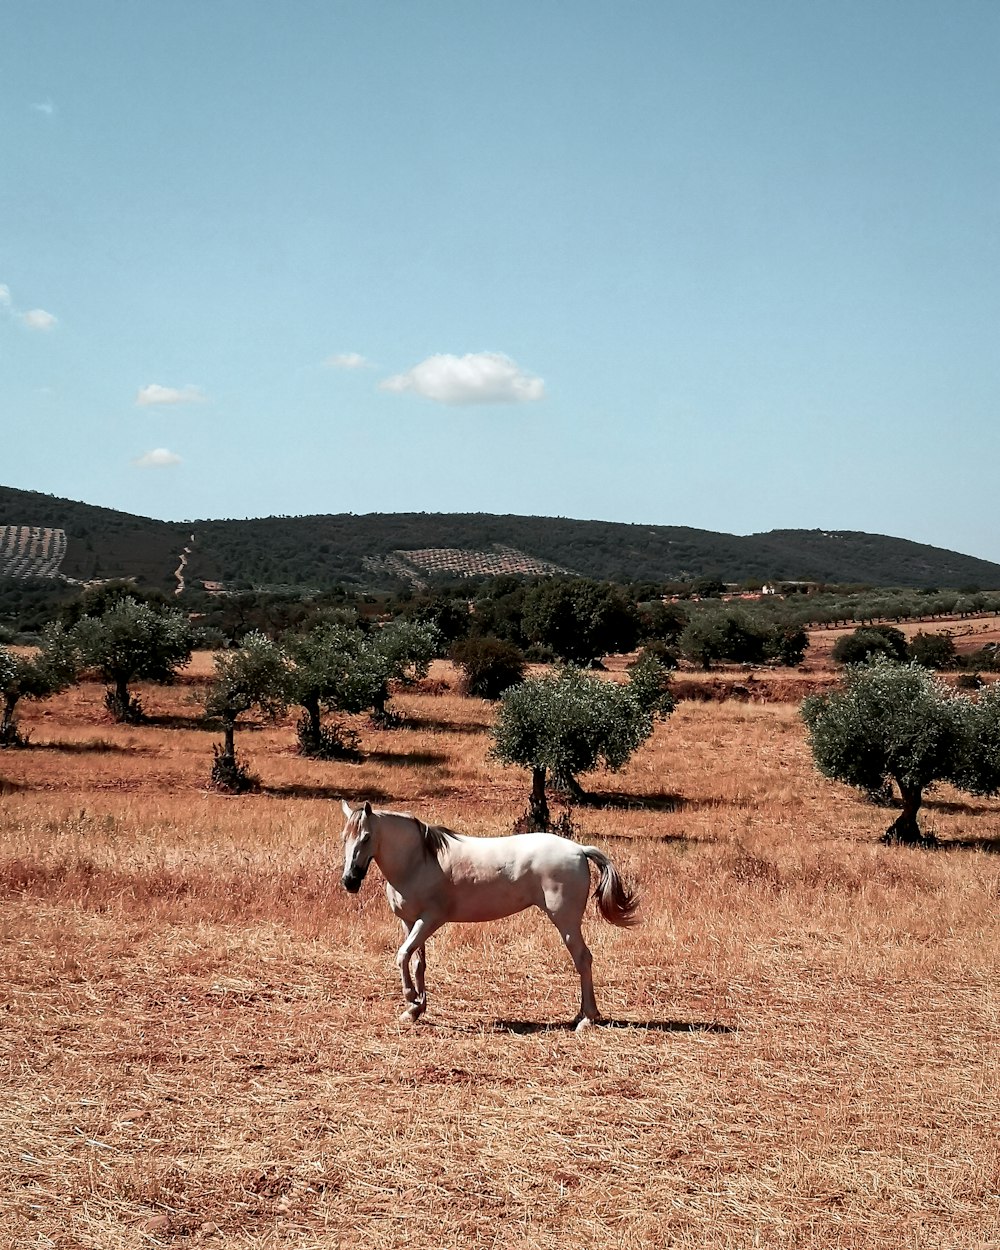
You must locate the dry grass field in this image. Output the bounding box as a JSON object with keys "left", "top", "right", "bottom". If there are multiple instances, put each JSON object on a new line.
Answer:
{"left": 2, "top": 647, "right": 999, "bottom": 1248}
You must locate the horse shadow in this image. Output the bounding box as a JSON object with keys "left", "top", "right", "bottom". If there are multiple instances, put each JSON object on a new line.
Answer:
{"left": 492, "top": 1018, "right": 735, "bottom": 1036}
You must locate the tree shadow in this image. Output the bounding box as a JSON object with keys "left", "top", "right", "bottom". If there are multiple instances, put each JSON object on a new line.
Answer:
{"left": 924, "top": 797, "right": 992, "bottom": 816}
{"left": 492, "top": 1018, "right": 735, "bottom": 1035}
{"left": 23, "top": 739, "right": 137, "bottom": 755}
{"left": 0, "top": 778, "right": 27, "bottom": 794}
{"left": 145, "top": 713, "right": 211, "bottom": 730}
{"left": 577, "top": 789, "right": 686, "bottom": 813}
{"left": 364, "top": 750, "right": 450, "bottom": 769}
{"left": 263, "top": 783, "right": 397, "bottom": 803}
{"left": 401, "top": 717, "right": 489, "bottom": 736}
{"left": 940, "top": 836, "right": 1000, "bottom": 854}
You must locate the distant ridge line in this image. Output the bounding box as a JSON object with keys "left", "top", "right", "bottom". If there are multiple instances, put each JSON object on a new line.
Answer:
{"left": 1, "top": 484, "right": 999, "bottom": 592}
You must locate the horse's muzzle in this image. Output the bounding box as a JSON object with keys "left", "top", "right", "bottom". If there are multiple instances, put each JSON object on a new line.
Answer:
{"left": 342, "top": 873, "right": 363, "bottom": 893}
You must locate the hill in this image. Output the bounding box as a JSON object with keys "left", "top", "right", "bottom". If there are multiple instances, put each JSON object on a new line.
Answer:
{"left": 2, "top": 484, "right": 1000, "bottom": 593}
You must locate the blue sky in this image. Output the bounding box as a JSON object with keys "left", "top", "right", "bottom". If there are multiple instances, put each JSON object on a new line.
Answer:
{"left": 2, "top": 2, "right": 998, "bottom": 560}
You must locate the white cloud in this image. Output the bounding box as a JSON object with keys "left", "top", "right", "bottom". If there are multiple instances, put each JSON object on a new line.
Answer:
{"left": 32, "top": 100, "right": 55, "bottom": 116}
{"left": 380, "top": 352, "right": 545, "bottom": 406}
{"left": 133, "top": 448, "right": 182, "bottom": 469}
{"left": 22, "top": 308, "right": 57, "bottom": 331}
{"left": 136, "top": 383, "right": 205, "bottom": 406}
{"left": 324, "top": 351, "right": 370, "bottom": 370}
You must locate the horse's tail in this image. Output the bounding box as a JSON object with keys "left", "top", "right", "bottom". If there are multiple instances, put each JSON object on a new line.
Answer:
{"left": 582, "top": 847, "right": 639, "bottom": 927}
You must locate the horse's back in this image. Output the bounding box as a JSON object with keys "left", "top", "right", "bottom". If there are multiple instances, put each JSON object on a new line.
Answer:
{"left": 459, "top": 831, "right": 586, "bottom": 873}
{"left": 441, "top": 830, "right": 590, "bottom": 922}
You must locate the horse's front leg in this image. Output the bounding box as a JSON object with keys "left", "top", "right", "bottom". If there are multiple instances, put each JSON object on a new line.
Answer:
{"left": 397, "top": 916, "right": 439, "bottom": 1024}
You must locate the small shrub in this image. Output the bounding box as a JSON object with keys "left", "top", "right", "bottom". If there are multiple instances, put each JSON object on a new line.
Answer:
{"left": 370, "top": 705, "right": 405, "bottom": 729}
{"left": 908, "top": 631, "right": 956, "bottom": 670}
{"left": 630, "top": 640, "right": 678, "bottom": 671}
{"left": 513, "top": 803, "right": 579, "bottom": 838}
{"left": 104, "top": 688, "right": 145, "bottom": 724}
{"left": 451, "top": 636, "right": 526, "bottom": 700}
{"left": 210, "top": 743, "right": 260, "bottom": 794}
{"left": 831, "top": 626, "right": 908, "bottom": 666}
{"left": 296, "top": 713, "right": 361, "bottom": 761}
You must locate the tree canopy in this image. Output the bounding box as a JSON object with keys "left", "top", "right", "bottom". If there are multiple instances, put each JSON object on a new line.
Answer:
{"left": 802, "top": 658, "right": 996, "bottom": 844}
{"left": 74, "top": 598, "right": 194, "bottom": 721}
{"left": 490, "top": 666, "right": 663, "bottom": 828}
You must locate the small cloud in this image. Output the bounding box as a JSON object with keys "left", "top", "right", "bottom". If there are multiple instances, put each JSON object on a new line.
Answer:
{"left": 380, "top": 352, "right": 545, "bottom": 406}
{"left": 0, "top": 284, "right": 11, "bottom": 307}
{"left": 22, "top": 308, "right": 57, "bottom": 331}
{"left": 324, "top": 351, "right": 371, "bottom": 370}
{"left": 32, "top": 100, "right": 56, "bottom": 116}
{"left": 133, "top": 448, "right": 182, "bottom": 469}
{"left": 136, "top": 383, "right": 205, "bottom": 406}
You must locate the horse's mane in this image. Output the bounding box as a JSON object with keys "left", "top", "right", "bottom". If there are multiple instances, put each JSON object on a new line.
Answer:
{"left": 365, "top": 806, "right": 454, "bottom": 862}
{"left": 415, "top": 819, "right": 454, "bottom": 860}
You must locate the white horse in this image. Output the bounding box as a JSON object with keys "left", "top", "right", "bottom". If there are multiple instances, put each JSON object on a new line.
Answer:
{"left": 339, "top": 800, "right": 638, "bottom": 1030}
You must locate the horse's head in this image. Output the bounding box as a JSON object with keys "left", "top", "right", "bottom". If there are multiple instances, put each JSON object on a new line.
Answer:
{"left": 340, "top": 799, "right": 376, "bottom": 893}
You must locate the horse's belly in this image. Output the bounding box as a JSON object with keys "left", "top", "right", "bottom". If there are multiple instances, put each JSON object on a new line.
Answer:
{"left": 446, "top": 877, "right": 538, "bottom": 923}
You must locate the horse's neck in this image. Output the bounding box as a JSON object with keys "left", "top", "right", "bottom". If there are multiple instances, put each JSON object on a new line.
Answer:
{"left": 372, "top": 813, "right": 424, "bottom": 886}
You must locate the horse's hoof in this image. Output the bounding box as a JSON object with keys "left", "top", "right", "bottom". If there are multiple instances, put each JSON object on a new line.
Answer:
{"left": 399, "top": 1006, "right": 421, "bottom": 1024}
{"left": 574, "top": 1016, "right": 596, "bottom": 1032}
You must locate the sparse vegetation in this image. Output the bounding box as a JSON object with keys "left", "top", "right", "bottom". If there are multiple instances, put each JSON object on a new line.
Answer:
{"left": 1, "top": 634, "right": 999, "bottom": 1248}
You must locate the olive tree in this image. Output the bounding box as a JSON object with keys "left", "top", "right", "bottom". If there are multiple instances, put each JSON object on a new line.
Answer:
{"left": 955, "top": 681, "right": 1000, "bottom": 800}
{"left": 205, "top": 632, "right": 289, "bottom": 790}
{"left": 285, "top": 621, "right": 388, "bottom": 758}
{"left": 490, "top": 666, "right": 663, "bottom": 829}
{"left": 0, "top": 625, "right": 79, "bottom": 745}
{"left": 369, "top": 618, "right": 441, "bottom": 721}
{"left": 802, "top": 659, "right": 971, "bottom": 845}
{"left": 74, "top": 598, "right": 194, "bottom": 722}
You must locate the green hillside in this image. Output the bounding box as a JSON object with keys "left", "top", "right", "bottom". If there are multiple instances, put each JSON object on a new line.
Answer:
{"left": 2, "top": 484, "right": 999, "bottom": 593}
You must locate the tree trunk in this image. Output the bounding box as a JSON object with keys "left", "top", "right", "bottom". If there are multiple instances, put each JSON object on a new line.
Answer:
{"left": 529, "top": 766, "right": 550, "bottom": 831}
{"left": 303, "top": 695, "right": 322, "bottom": 752}
{"left": 883, "top": 782, "right": 929, "bottom": 845}
{"left": 0, "top": 693, "right": 19, "bottom": 746}
{"left": 223, "top": 720, "right": 236, "bottom": 764}
{"left": 553, "top": 769, "right": 587, "bottom": 803}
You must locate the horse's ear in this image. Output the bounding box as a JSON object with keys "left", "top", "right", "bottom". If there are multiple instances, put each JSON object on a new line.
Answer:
{"left": 341, "top": 799, "right": 353, "bottom": 818}
{"left": 362, "top": 800, "right": 372, "bottom": 816}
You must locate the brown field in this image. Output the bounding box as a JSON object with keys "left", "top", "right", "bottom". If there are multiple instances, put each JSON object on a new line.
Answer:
{"left": 2, "top": 645, "right": 999, "bottom": 1249}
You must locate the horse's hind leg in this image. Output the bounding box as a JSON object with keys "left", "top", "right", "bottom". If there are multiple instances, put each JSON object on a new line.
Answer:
{"left": 544, "top": 903, "right": 599, "bottom": 1031}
